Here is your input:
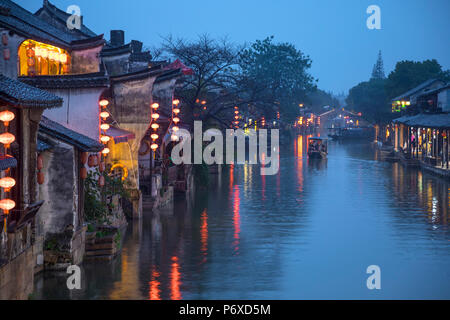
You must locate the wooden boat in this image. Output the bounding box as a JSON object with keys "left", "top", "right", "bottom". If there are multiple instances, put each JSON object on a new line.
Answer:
{"left": 307, "top": 137, "right": 328, "bottom": 159}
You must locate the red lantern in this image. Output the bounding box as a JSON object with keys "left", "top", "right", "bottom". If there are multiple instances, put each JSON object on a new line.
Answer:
{"left": 99, "top": 162, "right": 105, "bottom": 173}
{"left": 1, "top": 34, "right": 7, "bottom": 46}
{"left": 27, "top": 57, "right": 35, "bottom": 67}
{"left": 98, "top": 175, "right": 105, "bottom": 187}
{"left": 37, "top": 154, "right": 44, "bottom": 170}
{"left": 80, "top": 167, "right": 87, "bottom": 179}
{"left": 3, "top": 48, "right": 10, "bottom": 61}
{"left": 37, "top": 171, "right": 45, "bottom": 185}
{"left": 26, "top": 48, "right": 34, "bottom": 58}
{"left": 81, "top": 152, "right": 88, "bottom": 164}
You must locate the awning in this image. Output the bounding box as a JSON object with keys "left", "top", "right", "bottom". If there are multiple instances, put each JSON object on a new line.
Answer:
{"left": 109, "top": 126, "right": 136, "bottom": 144}
{"left": 0, "top": 155, "right": 17, "bottom": 171}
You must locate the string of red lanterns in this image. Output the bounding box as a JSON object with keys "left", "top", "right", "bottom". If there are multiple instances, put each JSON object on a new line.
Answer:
{"left": 0, "top": 109, "right": 16, "bottom": 232}
{"left": 234, "top": 106, "right": 240, "bottom": 128}
{"left": 171, "top": 98, "right": 180, "bottom": 141}
{"left": 150, "top": 102, "right": 160, "bottom": 151}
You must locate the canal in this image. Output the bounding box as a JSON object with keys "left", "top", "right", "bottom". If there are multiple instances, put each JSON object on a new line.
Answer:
{"left": 34, "top": 135, "right": 450, "bottom": 299}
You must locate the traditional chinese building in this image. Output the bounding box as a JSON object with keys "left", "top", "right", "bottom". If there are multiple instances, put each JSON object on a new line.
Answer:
{"left": 0, "top": 74, "right": 62, "bottom": 299}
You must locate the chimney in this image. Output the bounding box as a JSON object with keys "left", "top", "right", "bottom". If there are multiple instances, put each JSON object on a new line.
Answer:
{"left": 110, "top": 30, "right": 124, "bottom": 47}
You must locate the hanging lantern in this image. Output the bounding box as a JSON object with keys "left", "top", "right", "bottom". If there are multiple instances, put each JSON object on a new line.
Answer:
{"left": 100, "top": 123, "right": 110, "bottom": 131}
{"left": 0, "top": 110, "right": 15, "bottom": 127}
{"left": 173, "top": 99, "right": 180, "bottom": 106}
{"left": 151, "top": 143, "right": 158, "bottom": 150}
{"left": 37, "top": 171, "right": 45, "bottom": 185}
{"left": 151, "top": 113, "right": 160, "bottom": 120}
{"left": 201, "top": 100, "right": 206, "bottom": 105}
{"left": 99, "top": 99, "right": 109, "bottom": 107}
{"left": 0, "top": 177, "right": 15, "bottom": 192}
{"left": 171, "top": 134, "right": 179, "bottom": 142}
{"left": 81, "top": 152, "right": 88, "bottom": 164}
{"left": 3, "top": 48, "right": 10, "bottom": 61}
{"left": 99, "top": 162, "right": 105, "bottom": 173}
{"left": 0, "top": 199, "right": 15, "bottom": 214}
{"left": 172, "top": 126, "right": 179, "bottom": 132}
{"left": 37, "top": 154, "right": 44, "bottom": 170}
{"left": 151, "top": 133, "right": 159, "bottom": 140}
{"left": 100, "top": 111, "right": 110, "bottom": 120}
{"left": 0, "top": 132, "right": 15, "bottom": 148}
{"left": 80, "top": 167, "right": 87, "bottom": 179}
{"left": 102, "top": 148, "right": 110, "bottom": 156}
{"left": 151, "top": 103, "right": 159, "bottom": 109}
{"left": 98, "top": 175, "right": 105, "bottom": 187}
{"left": 27, "top": 57, "right": 35, "bottom": 67}
{"left": 234, "top": 111, "right": 239, "bottom": 114}
{"left": 100, "top": 135, "right": 111, "bottom": 143}
{"left": 173, "top": 108, "right": 180, "bottom": 114}
{"left": 173, "top": 117, "right": 180, "bottom": 124}
{"left": 151, "top": 123, "right": 159, "bottom": 130}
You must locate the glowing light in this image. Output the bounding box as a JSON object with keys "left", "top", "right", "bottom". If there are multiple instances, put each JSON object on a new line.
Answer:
{"left": 234, "top": 110, "right": 239, "bottom": 114}
{"left": 151, "top": 103, "right": 159, "bottom": 109}
{"left": 151, "top": 113, "right": 160, "bottom": 120}
{"left": 201, "top": 100, "right": 207, "bottom": 105}
{"left": 171, "top": 134, "right": 179, "bottom": 141}
{"left": 172, "top": 126, "right": 179, "bottom": 132}
{"left": 170, "top": 256, "right": 182, "bottom": 300}
{"left": 173, "top": 108, "right": 180, "bottom": 114}
{"left": 100, "top": 123, "right": 110, "bottom": 131}
{"left": 99, "top": 99, "right": 109, "bottom": 107}
{"left": 0, "top": 177, "right": 15, "bottom": 192}
{"left": 0, "top": 110, "right": 15, "bottom": 126}
{"left": 0, "top": 198, "right": 15, "bottom": 214}
{"left": 172, "top": 99, "right": 180, "bottom": 106}
{"left": 101, "top": 148, "right": 110, "bottom": 155}
{"left": 151, "top": 143, "right": 158, "bottom": 150}
{"left": 151, "top": 123, "right": 159, "bottom": 130}
{"left": 173, "top": 117, "right": 180, "bottom": 123}
{"left": 100, "top": 135, "right": 111, "bottom": 143}
{"left": 149, "top": 268, "right": 161, "bottom": 300}
{"left": 151, "top": 133, "right": 159, "bottom": 140}
{"left": 100, "top": 111, "right": 110, "bottom": 120}
{"left": 0, "top": 132, "right": 15, "bottom": 148}
{"left": 59, "top": 53, "right": 67, "bottom": 64}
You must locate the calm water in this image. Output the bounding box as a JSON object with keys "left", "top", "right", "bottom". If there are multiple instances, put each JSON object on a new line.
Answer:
{"left": 35, "top": 136, "right": 450, "bottom": 299}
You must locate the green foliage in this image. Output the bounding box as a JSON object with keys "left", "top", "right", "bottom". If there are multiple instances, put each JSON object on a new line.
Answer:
{"left": 371, "top": 50, "right": 386, "bottom": 80}
{"left": 306, "top": 89, "right": 340, "bottom": 114}
{"left": 385, "top": 59, "right": 449, "bottom": 99}
{"left": 347, "top": 58, "right": 450, "bottom": 124}
{"left": 84, "top": 168, "right": 129, "bottom": 224}
{"left": 239, "top": 36, "right": 317, "bottom": 122}
{"left": 346, "top": 78, "right": 390, "bottom": 123}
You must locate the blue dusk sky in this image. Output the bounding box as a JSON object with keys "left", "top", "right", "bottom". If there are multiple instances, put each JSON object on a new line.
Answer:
{"left": 16, "top": 0, "right": 450, "bottom": 94}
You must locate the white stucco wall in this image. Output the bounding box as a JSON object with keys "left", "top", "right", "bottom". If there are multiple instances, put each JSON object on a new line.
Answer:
{"left": 43, "top": 87, "right": 105, "bottom": 141}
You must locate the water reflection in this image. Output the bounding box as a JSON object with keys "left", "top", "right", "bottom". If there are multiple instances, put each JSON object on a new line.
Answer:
{"left": 34, "top": 136, "right": 450, "bottom": 299}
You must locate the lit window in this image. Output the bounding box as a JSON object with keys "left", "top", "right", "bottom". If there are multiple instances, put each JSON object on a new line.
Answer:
{"left": 18, "top": 39, "right": 71, "bottom": 76}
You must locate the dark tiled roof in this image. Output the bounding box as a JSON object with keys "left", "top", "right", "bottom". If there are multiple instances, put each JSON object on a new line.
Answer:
{"left": 39, "top": 116, "right": 104, "bottom": 152}
{"left": 0, "top": 74, "right": 62, "bottom": 108}
{"left": 154, "top": 68, "right": 183, "bottom": 84}
{"left": 35, "top": 0, "right": 97, "bottom": 39}
{"left": 0, "top": 0, "right": 103, "bottom": 50}
{"left": 20, "top": 73, "right": 110, "bottom": 89}
{"left": 0, "top": 154, "right": 17, "bottom": 171}
{"left": 392, "top": 79, "right": 444, "bottom": 102}
{"left": 393, "top": 113, "right": 450, "bottom": 129}
{"left": 0, "top": 0, "right": 82, "bottom": 48}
